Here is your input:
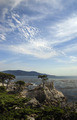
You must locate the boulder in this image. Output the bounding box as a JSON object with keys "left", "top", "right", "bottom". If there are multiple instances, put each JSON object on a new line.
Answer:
{"left": 27, "top": 116, "right": 35, "bottom": 120}
{"left": 26, "top": 84, "right": 66, "bottom": 104}
{"left": 25, "top": 98, "right": 40, "bottom": 108}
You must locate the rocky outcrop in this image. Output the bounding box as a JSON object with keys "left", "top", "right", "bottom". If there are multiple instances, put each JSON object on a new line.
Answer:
{"left": 25, "top": 98, "right": 40, "bottom": 108}
{"left": 26, "top": 84, "right": 66, "bottom": 105}
{"left": 27, "top": 116, "right": 35, "bottom": 120}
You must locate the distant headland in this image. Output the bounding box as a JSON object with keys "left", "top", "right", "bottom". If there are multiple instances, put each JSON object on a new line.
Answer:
{"left": 2, "top": 70, "right": 55, "bottom": 77}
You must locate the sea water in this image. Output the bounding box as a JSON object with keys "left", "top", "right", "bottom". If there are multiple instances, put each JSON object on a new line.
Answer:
{"left": 15, "top": 76, "right": 77, "bottom": 102}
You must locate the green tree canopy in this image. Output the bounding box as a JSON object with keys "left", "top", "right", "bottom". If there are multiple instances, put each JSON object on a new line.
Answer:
{"left": 0, "top": 72, "right": 7, "bottom": 86}
{"left": 0, "top": 72, "right": 15, "bottom": 87}
{"left": 15, "top": 80, "right": 25, "bottom": 92}
{"left": 6, "top": 74, "right": 15, "bottom": 88}
{"left": 38, "top": 74, "right": 48, "bottom": 87}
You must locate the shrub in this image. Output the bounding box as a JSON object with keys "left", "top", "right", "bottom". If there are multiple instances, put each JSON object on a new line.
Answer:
{"left": 0, "top": 86, "right": 6, "bottom": 92}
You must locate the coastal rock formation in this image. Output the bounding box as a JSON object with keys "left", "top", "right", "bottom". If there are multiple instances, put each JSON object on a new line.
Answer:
{"left": 27, "top": 116, "right": 35, "bottom": 120}
{"left": 25, "top": 98, "right": 40, "bottom": 108}
{"left": 26, "top": 83, "right": 66, "bottom": 104}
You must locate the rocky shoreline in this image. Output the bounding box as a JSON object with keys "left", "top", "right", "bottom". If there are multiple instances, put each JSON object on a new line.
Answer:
{"left": 0, "top": 81, "right": 77, "bottom": 120}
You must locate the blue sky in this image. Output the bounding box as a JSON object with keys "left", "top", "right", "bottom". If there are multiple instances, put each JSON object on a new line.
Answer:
{"left": 0, "top": 0, "right": 77, "bottom": 76}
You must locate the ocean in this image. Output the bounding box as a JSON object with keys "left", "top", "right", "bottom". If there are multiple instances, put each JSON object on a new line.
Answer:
{"left": 15, "top": 76, "right": 77, "bottom": 102}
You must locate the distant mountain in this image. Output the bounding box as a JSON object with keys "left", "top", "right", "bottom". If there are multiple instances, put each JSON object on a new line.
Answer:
{"left": 2, "top": 70, "right": 55, "bottom": 77}
{"left": 2, "top": 70, "right": 41, "bottom": 76}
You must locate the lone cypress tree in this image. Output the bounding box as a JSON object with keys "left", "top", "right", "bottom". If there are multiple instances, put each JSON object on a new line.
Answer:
{"left": 38, "top": 75, "right": 48, "bottom": 87}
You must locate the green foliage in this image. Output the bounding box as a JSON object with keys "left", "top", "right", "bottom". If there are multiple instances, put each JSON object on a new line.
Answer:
{"left": 0, "top": 86, "right": 6, "bottom": 92}
{"left": 0, "top": 92, "right": 77, "bottom": 120}
{"left": 0, "top": 72, "right": 15, "bottom": 87}
{"left": 36, "top": 105, "right": 77, "bottom": 120}
{"left": 38, "top": 75, "right": 48, "bottom": 87}
{"left": 38, "top": 75, "right": 48, "bottom": 80}
{"left": 0, "top": 72, "right": 7, "bottom": 86}
{"left": 6, "top": 73, "right": 15, "bottom": 88}
{"left": 15, "top": 80, "right": 25, "bottom": 86}
{"left": 15, "top": 80, "right": 25, "bottom": 92}
{"left": 0, "top": 92, "right": 30, "bottom": 120}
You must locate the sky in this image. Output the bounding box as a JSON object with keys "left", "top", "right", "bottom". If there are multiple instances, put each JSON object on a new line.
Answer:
{"left": 0, "top": 0, "right": 77, "bottom": 76}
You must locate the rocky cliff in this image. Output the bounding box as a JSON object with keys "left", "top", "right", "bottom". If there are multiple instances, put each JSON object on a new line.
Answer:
{"left": 25, "top": 83, "right": 66, "bottom": 105}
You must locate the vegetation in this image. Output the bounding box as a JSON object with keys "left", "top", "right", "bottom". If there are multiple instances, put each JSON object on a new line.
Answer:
{"left": 6, "top": 74, "right": 15, "bottom": 88}
{"left": 15, "top": 80, "right": 25, "bottom": 92}
{"left": 0, "top": 91, "right": 77, "bottom": 120}
{"left": 0, "top": 72, "right": 15, "bottom": 87}
{"left": 0, "top": 92, "right": 30, "bottom": 120}
{"left": 38, "top": 75, "right": 48, "bottom": 87}
{"left": 0, "top": 86, "right": 6, "bottom": 92}
{"left": 0, "top": 72, "right": 77, "bottom": 120}
{"left": 0, "top": 72, "right": 7, "bottom": 86}
{"left": 36, "top": 105, "right": 77, "bottom": 120}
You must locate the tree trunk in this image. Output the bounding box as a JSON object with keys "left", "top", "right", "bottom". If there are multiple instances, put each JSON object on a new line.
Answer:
{"left": 2, "top": 82, "right": 4, "bottom": 86}
{"left": 7, "top": 79, "right": 10, "bottom": 89}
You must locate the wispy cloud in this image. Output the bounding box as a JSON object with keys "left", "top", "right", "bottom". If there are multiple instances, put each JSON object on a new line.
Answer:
{"left": 0, "top": 39, "right": 58, "bottom": 59}
{"left": 0, "top": 11, "right": 38, "bottom": 42}
{"left": 55, "top": 15, "right": 77, "bottom": 39}
{"left": 0, "top": 0, "right": 77, "bottom": 60}
{"left": 12, "top": 13, "right": 38, "bottom": 40}
{"left": 56, "top": 55, "right": 77, "bottom": 64}
{"left": 11, "top": 0, "right": 24, "bottom": 9}
{"left": 52, "top": 65, "right": 77, "bottom": 75}
{"left": 0, "top": 59, "right": 29, "bottom": 71}
{"left": 0, "top": 0, "right": 63, "bottom": 43}
{"left": 63, "top": 43, "right": 77, "bottom": 53}
{"left": 49, "top": 14, "right": 77, "bottom": 45}
{"left": 26, "top": 0, "right": 63, "bottom": 16}
{"left": 0, "top": 60, "right": 7, "bottom": 65}
{"left": 0, "top": 0, "right": 24, "bottom": 9}
{"left": 70, "top": 56, "right": 77, "bottom": 63}
{"left": 35, "top": 0, "right": 63, "bottom": 9}
{"left": 1, "top": 11, "right": 77, "bottom": 59}
{"left": 0, "top": 34, "right": 6, "bottom": 41}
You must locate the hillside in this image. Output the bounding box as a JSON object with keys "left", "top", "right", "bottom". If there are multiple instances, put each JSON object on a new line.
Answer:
{"left": 1, "top": 70, "right": 52, "bottom": 76}
{"left": 2, "top": 70, "right": 41, "bottom": 76}
{"left": 2, "top": 70, "right": 55, "bottom": 77}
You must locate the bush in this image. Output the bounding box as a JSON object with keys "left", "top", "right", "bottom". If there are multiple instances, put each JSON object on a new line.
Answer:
{"left": 0, "top": 86, "right": 6, "bottom": 92}
{"left": 0, "top": 92, "right": 77, "bottom": 120}
{"left": 36, "top": 105, "right": 77, "bottom": 120}
{"left": 0, "top": 92, "right": 31, "bottom": 119}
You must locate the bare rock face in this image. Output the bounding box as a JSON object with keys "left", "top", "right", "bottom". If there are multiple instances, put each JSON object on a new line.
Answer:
{"left": 25, "top": 98, "right": 40, "bottom": 108}
{"left": 26, "top": 84, "right": 66, "bottom": 104}
{"left": 26, "top": 86, "right": 46, "bottom": 103}
{"left": 27, "top": 116, "right": 35, "bottom": 120}
{"left": 44, "top": 86, "right": 65, "bottom": 102}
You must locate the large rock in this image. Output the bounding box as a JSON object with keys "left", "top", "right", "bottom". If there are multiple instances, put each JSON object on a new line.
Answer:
{"left": 26, "top": 84, "right": 66, "bottom": 104}
{"left": 25, "top": 98, "right": 40, "bottom": 108}
{"left": 27, "top": 116, "right": 35, "bottom": 120}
